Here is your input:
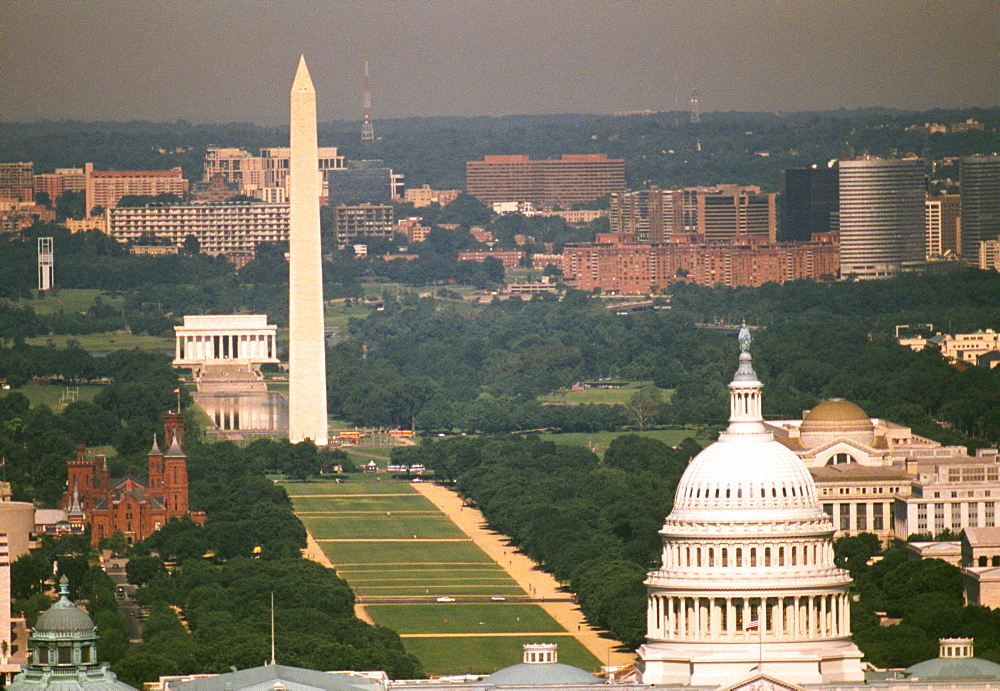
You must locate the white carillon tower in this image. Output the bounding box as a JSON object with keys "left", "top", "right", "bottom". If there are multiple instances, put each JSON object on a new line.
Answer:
{"left": 637, "top": 322, "right": 865, "bottom": 687}
{"left": 287, "top": 56, "right": 329, "bottom": 445}
{"left": 37, "top": 237, "right": 54, "bottom": 291}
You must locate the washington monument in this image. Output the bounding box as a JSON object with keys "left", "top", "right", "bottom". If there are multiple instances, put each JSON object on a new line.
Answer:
{"left": 288, "top": 56, "right": 328, "bottom": 445}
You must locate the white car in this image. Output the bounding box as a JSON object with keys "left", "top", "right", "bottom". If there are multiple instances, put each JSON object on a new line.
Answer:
{"left": 436, "top": 596, "right": 456, "bottom": 602}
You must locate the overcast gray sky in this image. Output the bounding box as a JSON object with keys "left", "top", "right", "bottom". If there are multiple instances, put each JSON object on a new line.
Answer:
{"left": 2, "top": 0, "right": 998, "bottom": 124}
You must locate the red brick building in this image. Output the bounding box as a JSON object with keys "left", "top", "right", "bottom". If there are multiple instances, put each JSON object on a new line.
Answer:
{"left": 63, "top": 413, "right": 205, "bottom": 545}
{"left": 562, "top": 240, "right": 839, "bottom": 294}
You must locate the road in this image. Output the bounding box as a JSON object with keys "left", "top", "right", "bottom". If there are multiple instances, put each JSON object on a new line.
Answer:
{"left": 102, "top": 559, "right": 144, "bottom": 643}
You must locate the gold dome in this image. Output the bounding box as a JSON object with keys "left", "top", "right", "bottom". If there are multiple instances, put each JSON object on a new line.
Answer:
{"left": 802, "top": 399, "right": 870, "bottom": 424}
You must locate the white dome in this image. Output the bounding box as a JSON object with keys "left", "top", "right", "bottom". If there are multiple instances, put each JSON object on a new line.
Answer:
{"left": 670, "top": 434, "right": 822, "bottom": 523}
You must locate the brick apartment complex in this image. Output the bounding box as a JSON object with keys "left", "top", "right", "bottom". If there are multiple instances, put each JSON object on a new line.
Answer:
{"left": 33, "top": 168, "right": 86, "bottom": 203}
{"left": 85, "top": 163, "right": 189, "bottom": 215}
{"left": 465, "top": 154, "right": 625, "bottom": 205}
{"left": 63, "top": 412, "right": 205, "bottom": 545}
{"left": 563, "top": 239, "right": 838, "bottom": 294}
{"left": 456, "top": 249, "right": 526, "bottom": 269}
{"left": 108, "top": 202, "right": 289, "bottom": 254}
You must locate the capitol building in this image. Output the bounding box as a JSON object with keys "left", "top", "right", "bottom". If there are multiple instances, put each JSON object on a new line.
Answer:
{"left": 637, "top": 329, "right": 865, "bottom": 686}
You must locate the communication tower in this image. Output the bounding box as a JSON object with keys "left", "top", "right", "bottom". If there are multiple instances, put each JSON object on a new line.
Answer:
{"left": 37, "top": 237, "right": 54, "bottom": 291}
{"left": 361, "top": 59, "right": 375, "bottom": 146}
{"left": 689, "top": 90, "right": 701, "bottom": 124}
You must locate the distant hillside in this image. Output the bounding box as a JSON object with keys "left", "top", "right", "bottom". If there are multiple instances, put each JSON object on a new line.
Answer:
{"left": 3, "top": 107, "right": 998, "bottom": 192}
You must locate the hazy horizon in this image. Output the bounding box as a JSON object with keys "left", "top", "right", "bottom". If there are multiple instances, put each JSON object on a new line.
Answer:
{"left": 3, "top": 0, "right": 999, "bottom": 126}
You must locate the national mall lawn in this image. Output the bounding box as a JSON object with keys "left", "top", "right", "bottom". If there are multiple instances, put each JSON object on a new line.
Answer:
{"left": 284, "top": 477, "right": 600, "bottom": 675}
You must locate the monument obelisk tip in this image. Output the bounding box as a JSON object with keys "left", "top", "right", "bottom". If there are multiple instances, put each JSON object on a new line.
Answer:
{"left": 292, "top": 56, "right": 314, "bottom": 92}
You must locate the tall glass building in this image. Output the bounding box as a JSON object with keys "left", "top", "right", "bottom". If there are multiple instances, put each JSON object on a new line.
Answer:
{"left": 960, "top": 156, "right": 1000, "bottom": 261}
{"left": 838, "top": 158, "right": 926, "bottom": 280}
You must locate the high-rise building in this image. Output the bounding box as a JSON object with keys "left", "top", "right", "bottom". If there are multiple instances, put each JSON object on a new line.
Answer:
{"left": 838, "top": 158, "right": 926, "bottom": 280}
{"left": 926, "top": 194, "right": 961, "bottom": 258}
{"left": 203, "top": 146, "right": 345, "bottom": 203}
{"left": 287, "top": 56, "right": 329, "bottom": 446}
{"left": 0, "top": 162, "right": 34, "bottom": 202}
{"left": 326, "top": 160, "right": 403, "bottom": 206}
{"left": 779, "top": 166, "right": 839, "bottom": 242}
{"left": 465, "top": 154, "right": 625, "bottom": 206}
{"left": 960, "top": 156, "right": 1000, "bottom": 260}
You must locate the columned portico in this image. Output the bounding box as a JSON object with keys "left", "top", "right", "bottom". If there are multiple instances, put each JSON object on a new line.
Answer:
{"left": 173, "top": 314, "right": 279, "bottom": 370}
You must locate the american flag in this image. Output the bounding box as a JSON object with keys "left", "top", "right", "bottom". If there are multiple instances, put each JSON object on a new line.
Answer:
{"left": 745, "top": 619, "right": 759, "bottom": 631}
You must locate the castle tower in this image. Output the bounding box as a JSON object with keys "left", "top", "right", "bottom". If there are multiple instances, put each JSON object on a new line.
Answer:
{"left": 162, "top": 435, "right": 189, "bottom": 516}
{"left": 163, "top": 411, "right": 184, "bottom": 449}
{"left": 147, "top": 435, "right": 163, "bottom": 490}
{"left": 287, "top": 56, "right": 329, "bottom": 446}
{"left": 637, "top": 324, "right": 864, "bottom": 686}
{"left": 65, "top": 445, "right": 95, "bottom": 510}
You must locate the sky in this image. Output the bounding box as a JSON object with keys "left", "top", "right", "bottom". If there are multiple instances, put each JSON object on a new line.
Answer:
{"left": 2, "top": 0, "right": 999, "bottom": 125}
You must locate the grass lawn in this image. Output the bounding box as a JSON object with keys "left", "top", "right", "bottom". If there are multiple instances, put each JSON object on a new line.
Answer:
{"left": 322, "top": 539, "right": 495, "bottom": 566}
{"left": 351, "top": 446, "right": 397, "bottom": 458}
{"left": 23, "top": 332, "right": 174, "bottom": 352}
{"left": 325, "top": 302, "right": 374, "bottom": 329}
{"left": 366, "top": 604, "right": 562, "bottom": 634}
{"left": 357, "top": 584, "right": 525, "bottom": 597}
{"left": 402, "top": 636, "right": 600, "bottom": 676}
{"left": 0, "top": 385, "right": 103, "bottom": 409}
{"left": 16, "top": 289, "right": 124, "bottom": 315}
{"left": 536, "top": 429, "right": 700, "bottom": 457}
{"left": 299, "top": 514, "right": 467, "bottom": 540}
{"left": 291, "top": 494, "right": 435, "bottom": 513}
{"left": 283, "top": 480, "right": 417, "bottom": 495}
{"left": 341, "top": 565, "right": 511, "bottom": 581}
{"left": 538, "top": 381, "right": 674, "bottom": 406}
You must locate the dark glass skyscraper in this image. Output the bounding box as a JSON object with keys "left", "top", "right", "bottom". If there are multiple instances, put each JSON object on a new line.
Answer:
{"left": 778, "top": 166, "right": 839, "bottom": 242}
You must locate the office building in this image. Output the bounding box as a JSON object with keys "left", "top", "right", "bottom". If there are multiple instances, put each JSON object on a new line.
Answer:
{"left": 466, "top": 154, "right": 625, "bottom": 206}
{"left": 839, "top": 158, "right": 926, "bottom": 280}
{"left": 611, "top": 186, "right": 775, "bottom": 244}
{"left": 404, "top": 185, "right": 460, "bottom": 208}
{"left": 926, "top": 194, "right": 961, "bottom": 258}
{"left": 107, "top": 203, "right": 289, "bottom": 254}
{"left": 84, "top": 163, "right": 189, "bottom": 216}
{"left": 333, "top": 204, "right": 394, "bottom": 247}
{"left": 960, "top": 156, "right": 1000, "bottom": 260}
{"left": 0, "top": 163, "right": 34, "bottom": 202}
{"left": 779, "top": 166, "right": 839, "bottom": 242}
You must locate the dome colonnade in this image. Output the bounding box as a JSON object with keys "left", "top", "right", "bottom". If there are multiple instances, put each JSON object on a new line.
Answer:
{"left": 637, "top": 324, "right": 865, "bottom": 687}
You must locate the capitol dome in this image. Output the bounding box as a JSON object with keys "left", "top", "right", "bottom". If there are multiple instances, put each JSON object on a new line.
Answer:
{"left": 799, "top": 398, "right": 875, "bottom": 448}
{"left": 638, "top": 324, "right": 865, "bottom": 688}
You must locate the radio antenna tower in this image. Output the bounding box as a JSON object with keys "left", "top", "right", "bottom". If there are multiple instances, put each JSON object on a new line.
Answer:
{"left": 361, "top": 58, "right": 375, "bottom": 146}
{"left": 689, "top": 90, "right": 700, "bottom": 124}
